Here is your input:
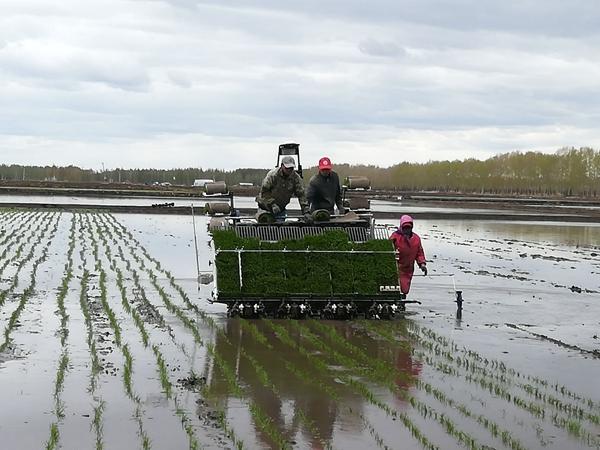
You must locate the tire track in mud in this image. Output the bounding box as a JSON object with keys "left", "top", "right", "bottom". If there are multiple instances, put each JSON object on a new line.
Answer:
{"left": 375, "top": 321, "right": 600, "bottom": 449}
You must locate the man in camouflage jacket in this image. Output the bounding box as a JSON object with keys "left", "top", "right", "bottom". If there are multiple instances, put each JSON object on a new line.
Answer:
{"left": 256, "top": 156, "right": 310, "bottom": 220}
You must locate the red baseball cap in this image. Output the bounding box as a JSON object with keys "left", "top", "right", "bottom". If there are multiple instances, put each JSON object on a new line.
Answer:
{"left": 319, "top": 157, "right": 332, "bottom": 170}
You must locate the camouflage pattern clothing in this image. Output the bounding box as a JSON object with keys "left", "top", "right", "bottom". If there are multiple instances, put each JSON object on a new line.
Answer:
{"left": 256, "top": 167, "right": 309, "bottom": 213}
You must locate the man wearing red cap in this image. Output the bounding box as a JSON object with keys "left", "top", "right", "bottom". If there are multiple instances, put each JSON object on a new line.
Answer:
{"left": 389, "top": 215, "right": 427, "bottom": 295}
{"left": 306, "top": 157, "right": 346, "bottom": 215}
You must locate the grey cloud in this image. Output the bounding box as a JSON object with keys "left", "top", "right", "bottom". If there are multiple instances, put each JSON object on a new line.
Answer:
{"left": 192, "top": 0, "right": 600, "bottom": 37}
{"left": 0, "top": 38, "right": 149, "bottom": 91}
{"left": 358, "top": 39, "right": 406, "bottom": 58}
{"left": 2, "top": 0, "right": 600, "bottom": 169}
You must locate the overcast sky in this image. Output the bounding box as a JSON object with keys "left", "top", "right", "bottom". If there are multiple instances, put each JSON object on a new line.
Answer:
{"left": 1, "top": 1, "right": 600, "bottom": 170}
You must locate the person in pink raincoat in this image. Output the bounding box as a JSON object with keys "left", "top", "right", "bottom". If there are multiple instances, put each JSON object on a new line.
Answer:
{"left": 389, "top": 215, "right": 427, "bottom": 295}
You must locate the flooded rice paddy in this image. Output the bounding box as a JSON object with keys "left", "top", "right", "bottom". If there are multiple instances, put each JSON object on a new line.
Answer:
{"left": 1, "top": 194, "right": 577, "bottom": 216}
{"left": 0, "top": 210, "right": 599, "bottom": 449}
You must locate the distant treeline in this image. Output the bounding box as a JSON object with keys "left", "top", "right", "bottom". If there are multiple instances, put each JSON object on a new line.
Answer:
{"left": 2, "top": 147, "right": 599, "bottom": 197}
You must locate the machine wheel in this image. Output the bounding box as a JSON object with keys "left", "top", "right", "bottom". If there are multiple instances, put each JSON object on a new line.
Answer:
{"left": 228, "top": 302, "right": 241, "bottom": 318}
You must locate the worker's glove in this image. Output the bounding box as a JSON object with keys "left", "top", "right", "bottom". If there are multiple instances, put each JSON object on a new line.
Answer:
{"left": 303, "top": 212, "right": 314, "bottom": 224}
{"left": 271, "top": 204, "right": 281, "bottom": 215}
{"left": 419, "top": 263, "right": 427, "bottom": 276}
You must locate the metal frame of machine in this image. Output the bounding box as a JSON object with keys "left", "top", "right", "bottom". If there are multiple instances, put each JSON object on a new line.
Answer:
{"left": 203, "top": 143, "right": 421, "bottom": 319}
{"left": 207, "top": 210, "right": 419, "bottom": 320}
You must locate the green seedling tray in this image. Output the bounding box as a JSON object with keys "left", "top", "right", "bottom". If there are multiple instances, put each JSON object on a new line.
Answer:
{"left": 212, "top": 230, "right": 398, "bottom": 297}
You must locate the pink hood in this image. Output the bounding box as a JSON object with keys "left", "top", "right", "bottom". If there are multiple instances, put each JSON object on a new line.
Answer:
{"left": 400, "top": 215, "right": 414, "bottom": 227}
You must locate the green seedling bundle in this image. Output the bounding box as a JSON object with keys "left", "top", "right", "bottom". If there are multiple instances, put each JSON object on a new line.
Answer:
{"left": 212, "top": 229, "right": 397, "bottom": 297}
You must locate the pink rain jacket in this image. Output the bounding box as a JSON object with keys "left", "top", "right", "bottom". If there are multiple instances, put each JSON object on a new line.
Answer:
{"left": 389, "top": 216, "right": 426, "bottom": 294}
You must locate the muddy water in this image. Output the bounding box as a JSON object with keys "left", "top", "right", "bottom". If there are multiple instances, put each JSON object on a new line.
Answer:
{"left": 1, "top": 210, "right": 600, "bottom": 450}
{"left": 121, "top": 213, "right": 600, "bottom": 449}
{"left": 2, "top": 194, "right": 573, "bottom": 216}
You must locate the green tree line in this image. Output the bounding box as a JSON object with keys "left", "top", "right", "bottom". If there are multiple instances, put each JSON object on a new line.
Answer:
{"left": 2, "top": 147, "right": 599, "bottom": 197}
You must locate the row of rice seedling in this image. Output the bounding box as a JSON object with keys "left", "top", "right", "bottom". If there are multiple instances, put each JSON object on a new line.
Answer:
{"left": 91, "top": 215, "right": 194, "bottom": 368}
{"left": 77, "top": 264, "right": 102, "bottom": 392}
{"left": 0, "top": 213, "right": 59, "bottom": 353}
{"left": 56, "top": 215, "right": 77, "bottom": 346}
{"left": 395, "top": 322, "right": 600, "bottom": 448}
{"left": 67, "top": 216, "right": 108, "bottom": 450}
{"left": 101, "top": 219, "right": 245, "bottom": 449}
{"left": 0, "top": 211, "right": 30, "bottom": 253}
{"left": 112, "top": 242, "right": 169, "bottom": 332}
{"left": 234, "top": 319, "right": 387, "bottom": 450}
{"left": 0, "top": 211, "right": 50, "bottom": 310}
{"left": 0, "top": 208, "right": 19, "bottom": 228}
{"left": 101, "top": 212, "right": 404, "bottom": 450}
{"left": 311, "top": 323, "right": 520, "bottom": 449}
{"left": 207, "top": 338, "right": 291, "bottom": 450}
{"left": 99, "top": 214, "right": 296, "bottom": 450}
{"left": 101, "top": 216, "right": 206, "bottom": 348}
{"left": 0, "top": 211, "right": 51, "bottom": 275}
{"left": 98, "top": 217, "right": 205, "bottom": 353}
{"left": 0, "top": 212, "right": 49, "bottom": 288}
{"left": 3, "top": 213, "right": 61, "bottom": 445}
{"left": 100, "top": 213, "right": 357, "bottom": 449}
{"left": 73, "top": 213, "right": 113, "bottom": 450}
{"left": 0, "top": 211, "right": 33, "bottom": 250}
{"left": 88, "top": 217, "right": 139, "bottom": 329}
{"left": 394, "top": 322, "right": 600, "bottom": 429}
{"left": 366, "top": 320, "right": 595, "bottom": 445}
{"left": 95, "top": 214, "right": 200, "bottom": 448}
{"left": 291, "top": 321, "right": 522, "bottom": 450}
{"left": 81, "top": 213, "right": 158, "bottom": 449}
{"left": 262, "top": 320, "right": 440, "bottom": 450}
{"left": 45, "top": 214, "right": 78, "bottom": 450}
{"left": 99, "top": 214, "right": 217, "bottom": 332}
{"left": 213, "top": 321, "right": 338, "bottom": 450}
{"left": 45, "top": 351, "right": 69, "bottom": 450}
{"left": 102, "top": 212, "right": 598, "bottom": 450}
{"left": 409, "top": 322, "right": 600, "bottom": 417}
{"left": 85, "top": 213, "right": 200, "bottom": 450}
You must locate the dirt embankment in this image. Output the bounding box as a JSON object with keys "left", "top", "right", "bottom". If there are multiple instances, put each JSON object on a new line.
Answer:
{"left": 1, "top": 182, "right": 600, "bottom": 222}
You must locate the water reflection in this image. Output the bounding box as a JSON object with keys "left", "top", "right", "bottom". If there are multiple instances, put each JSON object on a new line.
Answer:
{"left": 427, "top": 220, "right": 600, "bottom": 248}
{"left": 204, "top": 319, "right": 421, "bottom": 449}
